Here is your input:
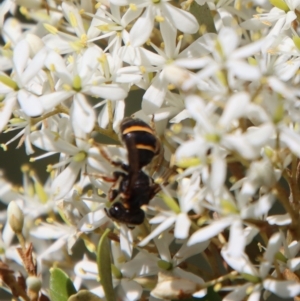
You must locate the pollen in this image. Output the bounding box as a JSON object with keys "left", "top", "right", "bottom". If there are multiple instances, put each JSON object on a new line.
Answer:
{"left": 140, "top": 66, "right": 146, "bottom": 74}
{"left": 98, "top": 53, "right": 107, "bottom": 63}
{"left": 98, "top": 24, "right": 110, "bottom": 31}
{"left": 129, "top": 3, "right": 137, "bottom": 11}
{"left": 80, "top": 34, "right": 88, "bottom": 46}
{"left": 63, "top": 83, "right": 72, "bottom": 91}
{"left": 43, "top": 23, "right": 58, "bottom": 34}
{"left": 49, "top": 63, "right": 56, "bottom": 72}
{"left": 46, "top": 165, "right": 52, "bottom": 173}
{"left": 19, "top": 6, "right": 29, "bottom": 18}
{"left": 69, "top": 12, "right": 78, "bottom": 27}
{"left": 155, "top": 15, "right": 165, "bottom": 23}
{"left": 0, "top": 144, "right": 7, "bottom": 151}
{"left": 73, "top": 75, "right": 82, "bottom": 91}
{"left": 3, "top": 41, "right": 11, "bottom": 50}
{"left": 73, "top": 151, "right": 87, "bottom": 162}
{"left": 261, "top": 20, "right": 272, "bottom": 26}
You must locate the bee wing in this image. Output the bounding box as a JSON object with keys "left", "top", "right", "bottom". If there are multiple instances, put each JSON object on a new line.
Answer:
{"left": 124, "top": 134, "right": 140, "bottom": 196}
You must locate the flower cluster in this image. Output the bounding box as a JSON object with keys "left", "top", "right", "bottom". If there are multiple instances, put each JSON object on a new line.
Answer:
{"left": 1, "top": 0, "right": 300, "bottom": 300}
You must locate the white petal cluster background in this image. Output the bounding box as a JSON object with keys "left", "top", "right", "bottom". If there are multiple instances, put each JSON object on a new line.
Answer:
{"left": 1, "top": 0, "right": 300, "bottom": 300}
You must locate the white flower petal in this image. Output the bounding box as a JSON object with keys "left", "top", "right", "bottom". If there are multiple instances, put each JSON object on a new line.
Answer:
{"left": 120, "top": 224, "right": 133, "bottom": 259}
{"left": 154, "top": 232, "right": 172, "bottom": 262}
{"left": 174, "top": 213, "right": 191, "bottom": 239}
{"left": 228, "top": 60, "right": 261, "bottom": 81}
{"left": 138, "top": 216, "right": 176, "bottom": 247}
{"left": 121, "top": 251, "right": 158, "bottom": 278}
{"left": 40, "top": 91, "right": 72, "bottom": 111}
{"left": 170, "top": 109, "right": 190, "bottom": 123}
{"left": 160, "top": 17, "right": 176, "bottom": 58}
{"left": 266, "top": 213, "right": 292, "bottom": 225}
{"left": 174, "top": 240, "right": 210, "bottom": 264}
{"left": 287, "top": 257, "right": 300, "bottom": 271}
{"left": 120, "top": 279, "right": 143, "bottom": 301}
{"left": 13, "top": 39, "right": 30, "bottom": 81}
{"left": 0, "top": 95, "right": 16, "bottom": 132}
{"left": 142, "top": 73, "right": 167, "bottom": 114}
{"left": 219, "top": 92, "right": 250, "bottom": 127}
{"left": 22, "top": 48, "right": 47, "bottom": 85}
{"left": 221, "top": 246, "right": 258, "bottom": 276}
{"left": 52, "top": 161, "right": 82, "bottom": 200}
{"left": 25, "top": 34, "right": 44, "bottom": 56}
{"left": 72, "top": 94, "right": 95, "bottom": 133}
{"left": 30, "top": 129, "right": 78, "bottom": 154}
{"left": 18, "top": 90, "right": 44, "bottom": 117}
{"left": 162, "top": 3, "right": 198, "bottom": 34}
{"left": 223, "top": 283, "right": 251, "bottom": 301}
{"left": 247, "top": 289, "right": 261, "bottom": 301}
{"left": 264, "top": 232, "right": 282, "bottom": 263}
{"left": 30, "top": 225, "right": 60, "bottom": 239}
{"left": 280, "top": 127, "right": 300, "bottom": 157}
{"left": 77, "top": 209, "right": 108, "bottom": 232}
{"left": 227, "top": 220, "right": 245, "bottom": 258}
{"left": 210, "top": 152, "right": 226, "bottom": 192}
{"left": 119, "top": 45, "right": 165, "bottom": 66}
{"left": 188, "top": 217, "right": 232, "bottom": 246}
{"left": 130, "top": 7, "right": 154, "bottom": 47}
{"left": 43, "top": 34, "right": 74, "bottom": 54}
{"left": 263, "top": 279, "right": 300, "bottom": 298}
{"left": 179, "top": 34, "right": 216, "bottom": 58}
{"left": 241, "top": 194, "right": 275, "bottom": 219}
{"left": 89, "top": 84, "right": 127, "bottom": 101}
{"left": 44, "top": 51, "right": 72, "bottom": 84}
{"left": 62, "top": 2, "right": 85, "bottom": 37}
{"left": 245, "top": 124, "right": 275, "bottom": 147}
{"left": 74, "top": 259, "right": 98, "bottom": 280}
{"left": 219, "top": 27, "right": 239, "bottom": 57}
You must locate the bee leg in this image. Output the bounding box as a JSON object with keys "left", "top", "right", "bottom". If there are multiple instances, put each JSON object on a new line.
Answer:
{"left": 150, "top": 114, "right": 156, "bottom": 131}
{"left": 97, "top": 144, "right": 129, "bottom": 171}
{"left": 149, "top": 183, "right": 161, "bottom": 200}
{"left": 107, "top": 171, "right": 127, "bottom": 201}
{"left": 84, "top": 172, "right": 116, "bottom": 182}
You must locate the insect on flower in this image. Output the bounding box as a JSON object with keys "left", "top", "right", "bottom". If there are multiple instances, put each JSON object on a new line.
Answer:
{"left": 98, "top": 117, "right": 165, "bottom": 225}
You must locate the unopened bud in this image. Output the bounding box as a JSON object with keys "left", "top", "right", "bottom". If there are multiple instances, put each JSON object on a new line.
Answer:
{"left": 8, "top": 201, "right": 24, "bottom": 233}
{"left": 26, "top": 276, "right": 42, "bottom": 292}
{"left": 150, "top": 272, "right": 202, "bottom": 299}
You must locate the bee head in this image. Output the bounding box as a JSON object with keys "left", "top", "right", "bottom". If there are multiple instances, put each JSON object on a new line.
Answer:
{"left": 105, "top": 202, "right": 145, "bottom": 225}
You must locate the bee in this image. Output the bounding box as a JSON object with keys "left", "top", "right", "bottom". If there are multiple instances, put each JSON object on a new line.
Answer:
{"left": 101, "top": 117, "right": 162, "bottom": 225}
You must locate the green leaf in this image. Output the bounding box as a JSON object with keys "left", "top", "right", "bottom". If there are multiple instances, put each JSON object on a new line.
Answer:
{"left": 49, "top": 267, "right": 77, "bottom": 301}
{"left": 68, "top": 290, "right": 104, "bottom": 301}
{"left": 97, "top": 229, "right": 115, "bottom": 301}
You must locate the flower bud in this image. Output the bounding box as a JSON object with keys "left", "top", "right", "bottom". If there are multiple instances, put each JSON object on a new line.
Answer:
{"left": 150, "top": 272, "right": 202, "bottom": 299}
{"left": 26, "top": 276, "right": 42, "bottom": 292}
{"left": 8, "top": 201, "right": 24, "bottom": 234}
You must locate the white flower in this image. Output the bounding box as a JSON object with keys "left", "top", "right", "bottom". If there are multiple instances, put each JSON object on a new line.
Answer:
{"left": 30, "top": 126, "right": 111, "bottom": 200}
{"left": 178, "top": 27, "right": 263, "bottom": 91}
{"left": 222, "top": 229, "right": 300, "bottom": 300}
{"left": 111, "top": 0, "right": 199, "bottom": 47}
{"left": 0, "top": 38, "right": 47, "bottom": 132}
{"left": 120, "top": 26, "right": 214, "bottom": 114}
{"left": 41, "top": 47, "right": 128, "bottom": 133}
